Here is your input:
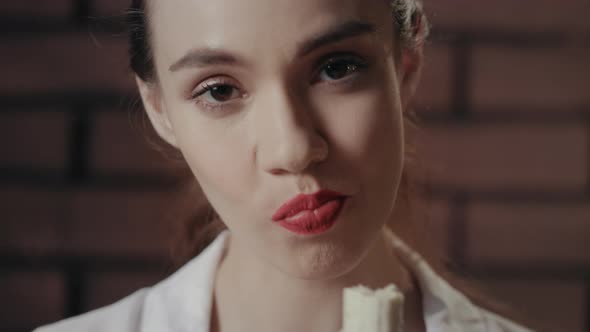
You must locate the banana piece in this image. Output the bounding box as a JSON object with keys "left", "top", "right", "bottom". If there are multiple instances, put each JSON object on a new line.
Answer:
{"left": 340, "top": 284, "right": 404, "bottom": 332}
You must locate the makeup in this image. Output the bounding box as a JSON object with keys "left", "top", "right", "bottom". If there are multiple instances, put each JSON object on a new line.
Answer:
{"left": 272, "top": 190, "right": 347, "bottom": 235}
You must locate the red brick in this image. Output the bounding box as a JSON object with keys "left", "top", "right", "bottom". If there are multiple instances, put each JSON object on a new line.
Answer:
{"left": 0, "top": 271, "right": 65, "bottom": 330}
{"left": 417, "top": 123, "right": 588, "bottom": 191}
{"left": 84, "top": 271, "right": 164, "bottom": 312}
{"left": 474, "top": 279, "right": 587, "bottom": 332}
{"left": 0, "top": 189, "right": 67, "bottom": 254}
{"left": 425, "top": 0, "right": 590, "bottom": 32}
{"left": 466, "top": 202, "right": 590, "bottom": 265}
{"left": 0, "top": 111, "right": 68, "bottom": 170}
{"left": 0, "top": 34, "right": 134, "bottom": 94}
{"left": 472, "top": 46, "right": 590, "bottom": 111}
{"left": 0, "top": 2, "right": 71, "bottom": 18}
{"left": 90, "top": 110, "right": 174, "bottom": 174}
{"left": 65, "top": 189, "right": 178, "bottom": 257}
{"left": 413, "top": 44, "right": 453, "bottom": 112}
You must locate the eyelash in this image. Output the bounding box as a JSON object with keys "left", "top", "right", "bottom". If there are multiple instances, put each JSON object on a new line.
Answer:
{"left": 190, "top": 79, "right": 239, "bottom": 112}
{"left": 190, "top": 53, "right": 369, "bottom": 112}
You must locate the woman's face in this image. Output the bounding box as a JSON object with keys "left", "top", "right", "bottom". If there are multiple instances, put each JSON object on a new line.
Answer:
{"left": 141, "top": 0, "right": 414, "bottom": 279}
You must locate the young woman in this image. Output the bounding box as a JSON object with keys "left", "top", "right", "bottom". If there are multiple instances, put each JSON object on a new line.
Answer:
{"left": 36, "top": 0, "right": 535, "bottom": 331}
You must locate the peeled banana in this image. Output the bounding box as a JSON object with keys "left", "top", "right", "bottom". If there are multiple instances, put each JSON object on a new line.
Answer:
{"left": 340, "top": 283, "right": 404, "bottom": 332}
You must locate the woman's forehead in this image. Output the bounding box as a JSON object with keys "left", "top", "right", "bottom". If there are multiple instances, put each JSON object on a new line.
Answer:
{"left": 149, "top": 0, "right": 389, "bottom": 26}
{"left": 148, "top": 0, "right": 393, "bottom": 66}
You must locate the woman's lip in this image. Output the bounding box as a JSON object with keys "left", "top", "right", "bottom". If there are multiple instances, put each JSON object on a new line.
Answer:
{"left": 276, "top": 197, "right": 346, "bottom": 235}
{"left": 271, "top": 189, "right": 347, "bottom": 221}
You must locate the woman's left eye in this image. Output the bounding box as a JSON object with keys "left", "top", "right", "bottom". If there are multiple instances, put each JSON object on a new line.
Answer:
{"left": 317, "top": 55, "right": 368, "bottom": 83}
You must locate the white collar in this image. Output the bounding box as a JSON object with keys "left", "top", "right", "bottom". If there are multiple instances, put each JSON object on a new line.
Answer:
{"left": 140, "top": 229, "right": 490, "bottom": 332}
{"left": 140, "top": 230, "right": 229, "bottom": 332}
{"left": 383, "top": 227, "right": 488, "bottom": 332}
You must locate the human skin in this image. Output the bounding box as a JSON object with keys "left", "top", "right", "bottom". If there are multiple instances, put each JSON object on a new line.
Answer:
{"left": 137, "top": 0, "right": 425, "bottom": 331}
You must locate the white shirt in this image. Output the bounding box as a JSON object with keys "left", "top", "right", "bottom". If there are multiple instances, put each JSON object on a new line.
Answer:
{"left": 35, "top": 229, "right": 534, "bottom": 332}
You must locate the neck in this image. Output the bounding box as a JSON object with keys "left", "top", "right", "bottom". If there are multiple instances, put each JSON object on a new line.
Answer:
{"left": 211, "top": 227, "right": 424, "bottom": 332}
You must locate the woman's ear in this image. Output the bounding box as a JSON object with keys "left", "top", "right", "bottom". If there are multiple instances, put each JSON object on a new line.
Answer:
{"left": 136, "top": 76, "right": 179, "bottom": 148}
{"left": 398, "top": 46, "right": 424, "bottom": 110}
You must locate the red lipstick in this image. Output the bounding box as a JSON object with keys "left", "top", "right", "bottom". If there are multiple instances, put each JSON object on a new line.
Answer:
{"left": 272, "top": 189, "right": 347, "bottom": 235}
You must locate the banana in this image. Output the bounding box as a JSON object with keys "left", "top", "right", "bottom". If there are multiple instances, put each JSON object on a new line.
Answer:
{"left": 340, "top": 284, "right": 404, "bottom": 332}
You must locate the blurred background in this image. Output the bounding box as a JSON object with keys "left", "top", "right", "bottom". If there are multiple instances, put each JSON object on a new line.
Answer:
{"left": 0, "top": 1, "right": 588, "bottom": 331}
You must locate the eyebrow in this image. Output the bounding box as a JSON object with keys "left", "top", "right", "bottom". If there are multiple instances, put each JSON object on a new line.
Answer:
{"left": 169, "top": 49, "right": 244, "bottom": 72}
{"left": 297, "top": 20, "right": 377, "bottom": 57}
{"left": 168, "top": 20, "right": 376, "bottom": 72}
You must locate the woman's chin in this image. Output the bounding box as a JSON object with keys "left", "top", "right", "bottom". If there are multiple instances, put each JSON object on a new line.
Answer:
{"left": 276, "top": 242, "right": 368, "bottom": 281}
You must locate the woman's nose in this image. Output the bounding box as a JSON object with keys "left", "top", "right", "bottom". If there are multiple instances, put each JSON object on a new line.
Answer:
{"left": 254, "top": 87, "right": 329, "bottom": 175}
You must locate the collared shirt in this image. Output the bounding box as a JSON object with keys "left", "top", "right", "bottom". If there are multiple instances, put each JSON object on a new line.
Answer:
{"left": 35, "top": 229, "right": 534, "bottom": 332}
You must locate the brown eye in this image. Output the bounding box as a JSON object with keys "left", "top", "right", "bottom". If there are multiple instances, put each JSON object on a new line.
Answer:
{"left": 208, "top": 84, "right": 236, "bottom": 102}
{"left": 318, "top": 55, "right": 368, "bottom": 82}
{"left": 324, "top": 62, "right": 358, "bottom": 80}
{"left": 193, "top": 82, "right": 241, "bottom": 104}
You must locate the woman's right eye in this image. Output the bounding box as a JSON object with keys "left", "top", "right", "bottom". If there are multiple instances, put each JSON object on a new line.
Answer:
{"left": 193, "top": 82, "right": 241, "bottom": 103}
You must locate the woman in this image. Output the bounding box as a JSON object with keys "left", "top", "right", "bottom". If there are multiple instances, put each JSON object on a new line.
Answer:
{"left": 36, "top": 0, "right": 534, "bottom": 331}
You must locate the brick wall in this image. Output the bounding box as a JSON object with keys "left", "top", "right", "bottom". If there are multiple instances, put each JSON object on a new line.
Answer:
{"left": 0, "top": 1, "right": 588, "bottom": 331}
{"left": 415, "top": 1, "right": 590, "bottom": 331}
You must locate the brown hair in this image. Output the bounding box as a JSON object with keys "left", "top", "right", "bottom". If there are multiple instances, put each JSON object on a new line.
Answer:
{"left": 126, "top": 1, "right": 537, "bottom": 329}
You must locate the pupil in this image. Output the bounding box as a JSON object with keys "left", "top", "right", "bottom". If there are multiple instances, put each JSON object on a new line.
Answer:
{"left": 211, "top": 85, "right": 233, "bottom": 101}
{"left": 326, "top": 62, "right": 351, "bottom": 79}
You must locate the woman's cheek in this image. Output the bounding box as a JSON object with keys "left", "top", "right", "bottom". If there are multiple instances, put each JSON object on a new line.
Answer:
{"left": 169, "top": 106, "right": 254, "bottom": 206}
{"left": 321, "top": 88, "right": 401, "bottom": 165}
{"left": 185, "top": 134, "right": 252, "bottom": 200}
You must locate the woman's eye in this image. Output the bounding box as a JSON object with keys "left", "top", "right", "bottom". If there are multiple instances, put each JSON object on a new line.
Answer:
{"left": 192, "top": 82, "right": 241, "bottom": 104}
{"left": 317, "top": 56, "right": 368, "bottom": 82}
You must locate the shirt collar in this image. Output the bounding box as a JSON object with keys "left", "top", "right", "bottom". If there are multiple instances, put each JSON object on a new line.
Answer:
{"left": 383, "top": 227, "right": 488, "bottom": 332}
{"left": 141, "top": 228, "right": 487, "bottom": 332}
{"left": 140, "top": 230, "right": 230, "bottom": 332}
